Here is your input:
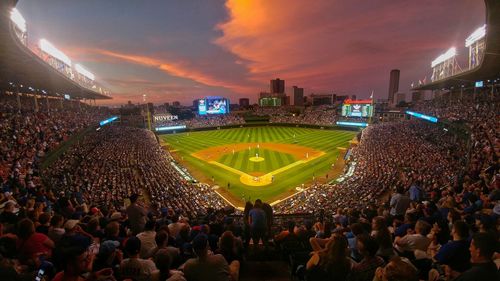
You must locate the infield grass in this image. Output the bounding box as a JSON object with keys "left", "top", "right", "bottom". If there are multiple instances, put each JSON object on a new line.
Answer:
{"left": 162, "top": 126, "right": 356, "bottom": 206}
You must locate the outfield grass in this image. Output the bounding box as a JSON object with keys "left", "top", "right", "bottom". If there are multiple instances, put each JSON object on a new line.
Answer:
{"left": 162, "top": 126, "right": 356, "bottom": 205}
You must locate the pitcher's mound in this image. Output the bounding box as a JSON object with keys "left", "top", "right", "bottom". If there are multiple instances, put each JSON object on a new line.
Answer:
{"left": 249, "top": 157, "right": 265, "bottom": 162}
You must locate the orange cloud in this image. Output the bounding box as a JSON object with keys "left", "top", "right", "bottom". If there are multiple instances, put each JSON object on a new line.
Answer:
{"left": 92, "top": 49, "right": 253, "bottom": 94}
{"left": 65, "top": 46, "right": 256, "bottom": 97}
{"left": 214, "top": 0, "right": 485, "bottom": 95}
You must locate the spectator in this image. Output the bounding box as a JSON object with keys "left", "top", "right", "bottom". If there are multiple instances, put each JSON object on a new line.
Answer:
{"left": 16, "top": 218, "right": 54, "bottom": 262}
{"left": 183, "top": 234, "right": 231, "bottom": 281}
{"left": 126, "top": 194, "right": 147, "bottom": 235}
{"left": 432, "top": 220, "right": 471, "bottom": 277}
{"left": 390, "top": 186, "right": 410, "bottom": 219}
{"left": 350, "top": 234, "right": 385, "bottom": 281}
{"left": 137, "top": 220, "right": 157, "bottom": 259}
{"left": 306, "top": 233, "right": 351, "bottom": 281}
{"left": 454, "top": 232, "right": 499, "bottom": 281}
{"left": 120, "top": 236, "right": 158, "bottom": 281}
{"left": 248, "top": 199, "right": 268, "bottom": 249}
{"left": 373, "top": 257, "right": 418, "bottom": 281}
{"left": 154, "top": 249, "right": 186, "bottom": 281}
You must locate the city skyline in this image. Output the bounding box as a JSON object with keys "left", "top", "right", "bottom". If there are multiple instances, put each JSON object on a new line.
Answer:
{"left": 17, "top": 0, "right": 484, "bottom": 105}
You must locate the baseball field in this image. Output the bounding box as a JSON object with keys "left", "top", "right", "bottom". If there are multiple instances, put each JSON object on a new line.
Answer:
{"left": 162, "top": 126, "right": 356, "bottom": 207}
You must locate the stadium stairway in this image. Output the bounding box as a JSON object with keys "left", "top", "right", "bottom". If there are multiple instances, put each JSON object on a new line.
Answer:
{"left": 239, "top": 242, "right": 297, "bottom": 281}
{"left": 239, "top": 260, "right": 292, "bottom": 281}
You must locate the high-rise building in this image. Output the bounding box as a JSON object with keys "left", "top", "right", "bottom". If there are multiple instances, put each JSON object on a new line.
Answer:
{"left": 293, "top": 86, "right": 304, "bottom": 106}
{"left": 239, "top": 98, "right": 250, "bottom": 107}
{"left": 270, "top": 78, "right": 285, "bottom": 94}
{"left": 395, "top": 92, "right": 406, "bottom": 105}
{"left": 192, "top": 99, "right": 199, "bottom": 108}
{"left": 172, "top": 101, "right": 181, "bottom": 107}
{"left": 310, "top": 93, "right": 334, "bottom": 106}
{"left": 388, "top": 69, "right": 400, "bottom": 105}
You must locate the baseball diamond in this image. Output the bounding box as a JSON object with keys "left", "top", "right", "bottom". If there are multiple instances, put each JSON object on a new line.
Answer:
{"left": 163, "top": 126, "right": 356, "bottom": 207}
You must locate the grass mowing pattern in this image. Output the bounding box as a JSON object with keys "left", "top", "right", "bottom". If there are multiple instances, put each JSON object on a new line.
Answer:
{"left": 218, "top": 148, "right": 296, "bottom": 174}
{"left": 163, "top": 126, "right": 356, "bottom": 204}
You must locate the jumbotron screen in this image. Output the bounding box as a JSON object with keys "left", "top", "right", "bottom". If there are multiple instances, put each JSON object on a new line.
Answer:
{"left": 341, "top": 99, "right": 373, "bottom": 117}
{"left": 198, "top": 97, "right": 229, "bottom": 115}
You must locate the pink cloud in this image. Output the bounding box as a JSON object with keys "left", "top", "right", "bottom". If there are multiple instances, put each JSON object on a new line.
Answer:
{"left": 214, "top": 0, "right": 485, "bottom": 97}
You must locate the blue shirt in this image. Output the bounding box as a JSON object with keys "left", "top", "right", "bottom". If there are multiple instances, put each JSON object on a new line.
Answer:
{"left": 249, "top": 208, "right": 267, "bottom": 229}
{"left": 434, "top": 239, "right": 471, "bottom": 272}
{"left": 409, "top": 184, "right": 423, "bottom": 201}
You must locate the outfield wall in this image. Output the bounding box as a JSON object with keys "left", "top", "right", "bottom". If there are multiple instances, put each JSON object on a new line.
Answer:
{"left": 155, "top": 122, "right": 361, "bottom": 135}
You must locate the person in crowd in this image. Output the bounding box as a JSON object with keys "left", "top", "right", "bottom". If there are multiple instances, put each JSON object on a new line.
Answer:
{"left": 373, "top": 257, "right": 418, "bottom": 281}
{"left": 306, "top": 233, "right": 351, "bottom": 281}
{"left": 52, "top": 236, "right": 115, "bottom": 281}
{"left": 242, "top": 201, "right": 253, "bottom": 248}
{"left": 432, "top": 220, "right": 471, "bottom": 279}
{"left": 371, "top": 216, "right": 395, "bottom": 260}
{"left": 183, "top": 234, "right": 231, "bottom": 281}
{"left": 393, "top": 220, "right": 431, "bottom": 256}
{"left": 350, "top": 234, "right": 385, "bottom": 281}
{"left": 154, "top": 249, "right": 186, "bottom": 281}
{"left": 126, "top": 194, "right": 148, "bottom": 235}
{"left": 137, "top": 220, "right": 157, "bottom": 259}
{"left": 274, "top": 220, "right": 298, "bottom": 244}
{"left": 93, "top": 240, "right": 122, "bottom": 275}
{"left": 16, "top": 218, "right": 55, "bottom": 263}
{"left": 215, "top": 231, "right": 241, "bottom": 281}
{"left": 120, "top": 236, "right": 158, "bottom": 281}
{"left": 454, "top": 232, "right": 499, "bottom": 281}
{"left": 390, "top": 186, "right": 411, "bottom": 219}
{"left": 248, "top": 199, "right": 268, "bottom": 250}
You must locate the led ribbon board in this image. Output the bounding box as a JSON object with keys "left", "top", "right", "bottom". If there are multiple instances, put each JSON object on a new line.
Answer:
{"left": 336, "top": 121, "right": 368, "bottom": 127}
{"left": 155, "top": 125, "right": 187, "bottom": 132}
{"left": 99, "top": 116, "right": 119, "bottom": 126}
{"left": 405, "top": 111, "right": 438, "bottom": 123}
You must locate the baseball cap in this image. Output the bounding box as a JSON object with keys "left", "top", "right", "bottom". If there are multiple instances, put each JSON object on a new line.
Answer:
{"left": 99, "top": 240, "right": 120, "bottom": 255}
{"left": 90, "top": 207, "right": 100, "bottom": 215}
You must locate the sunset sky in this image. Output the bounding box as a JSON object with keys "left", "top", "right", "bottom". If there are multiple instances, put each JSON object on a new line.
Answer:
{"left": 17, "top": 0, "right": 484, "bottom": 105}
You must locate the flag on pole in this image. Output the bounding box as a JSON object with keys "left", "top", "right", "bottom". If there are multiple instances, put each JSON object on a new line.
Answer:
{"left": 370, "top": 90, "right": 374, "bottom": 99}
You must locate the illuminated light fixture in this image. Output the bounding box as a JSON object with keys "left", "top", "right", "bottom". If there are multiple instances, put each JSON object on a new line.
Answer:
{"left": 99, "top": 116, "right": 119, "bottom": 126}
{"left": 155, "top": 125, "right": 187, "bottom": 132}
{"left": 431, "top": 47, "right": 457, "bottom": 67}
{"left": 335, "top": 121, "right": 369, "bottom": 127}
{"left": 75, "top": 64, "right": 95, "bottom": 80}
{"left": 10, "top": 8, "right": 26, "bottom": 33}
{"left": 39, "top": 39, "right": 72, "bottom": 66}
{"left": 405, "top": 111, "right": 438, "bottom": 123}
{"left": 465, "top": 24, "right": 486, "bottom": 47}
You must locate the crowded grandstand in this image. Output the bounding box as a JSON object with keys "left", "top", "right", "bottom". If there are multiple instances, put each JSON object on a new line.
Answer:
{"left": 0, "top": 1, "right": 499, "bottom": 281}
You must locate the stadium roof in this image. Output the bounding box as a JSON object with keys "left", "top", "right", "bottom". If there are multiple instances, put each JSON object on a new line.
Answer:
{"left": 0, "top": 0, "right": 111, "bottom": 99}
{"left": 413, "top": 0, "right": 500, "bottom": 91}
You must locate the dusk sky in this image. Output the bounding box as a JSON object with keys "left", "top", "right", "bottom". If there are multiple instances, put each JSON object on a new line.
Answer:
{"left": 17, "top": 0, "right": 484, "bottom": 105}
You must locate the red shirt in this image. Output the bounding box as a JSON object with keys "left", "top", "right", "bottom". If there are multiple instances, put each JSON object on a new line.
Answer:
{"left": 18, "top": 233, "right": 52, "bottom": 259}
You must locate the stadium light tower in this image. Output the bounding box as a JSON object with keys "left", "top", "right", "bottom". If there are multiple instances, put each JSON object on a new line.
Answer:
{"left": 10, "top": 8, "right": 26, "bottom": 33}
{"left": 39, "top": 39, "right": 72, "bottom": 66}
{"left": 431, "top": 47, "right": 461, "bottom": 82}
{"left": 75, "top": 64, "right": 95, "bottom": 81}
{"left": 465, "top": 24, "right": 486, "bottom": 69}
